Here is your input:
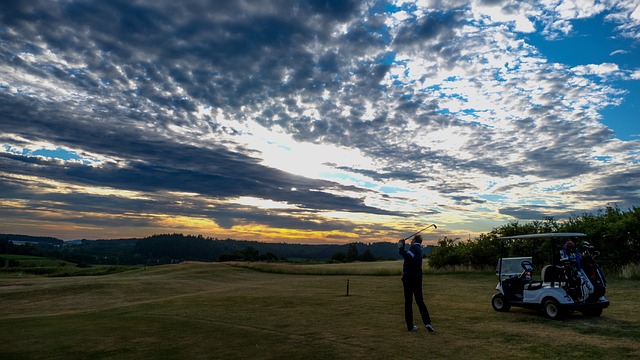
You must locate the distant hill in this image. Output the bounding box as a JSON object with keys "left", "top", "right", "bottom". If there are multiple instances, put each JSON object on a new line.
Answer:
{"left": 1, "top": 233, "right": 433, "bottom": 265}
{"left": 0, "top": 234, "right": 64, "bottom": 246}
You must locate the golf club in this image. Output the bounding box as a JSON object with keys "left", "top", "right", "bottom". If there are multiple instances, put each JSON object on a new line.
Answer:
{"left": 400, "top": 224, "right": 437, "bottom": 242}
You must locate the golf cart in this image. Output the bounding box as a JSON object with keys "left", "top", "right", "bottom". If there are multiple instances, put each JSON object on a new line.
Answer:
{"left": 491, "top": 233, "right": 609, "bottom": 320}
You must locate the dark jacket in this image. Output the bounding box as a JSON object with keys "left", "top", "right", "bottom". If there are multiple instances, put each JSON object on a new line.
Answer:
{"left": 400, "top": 243, "right": 423, "bottom": 280}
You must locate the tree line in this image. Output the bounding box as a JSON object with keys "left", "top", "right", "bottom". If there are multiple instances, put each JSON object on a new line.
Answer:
{"left": 2, "top": 205, "right": 638, "bottom": 272}
{"left": 0, "top": 233, "right": 405, "bottom": 265}
{"left": 428, "top": 205, "right": 640, "bottom": 273}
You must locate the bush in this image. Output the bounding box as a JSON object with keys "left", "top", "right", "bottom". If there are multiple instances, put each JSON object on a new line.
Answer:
{"left": 621, "top": 263, "right": 640, "bottom": 280}
{"left": 428, "top": 238, "right": 471, "bottom": 269}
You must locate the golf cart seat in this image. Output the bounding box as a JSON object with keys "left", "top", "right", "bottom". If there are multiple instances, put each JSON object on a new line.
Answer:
{"left": 523, "top": 267, "right": 544, "bottom": 290}
{"left": 541, "top": 265, "right": 563, "bottom": 287}
{"left": 524, "top": 280, "right": 543, "bottom": 290}
{"left": 520, "top": 261, "right": 543, "bottom": 290}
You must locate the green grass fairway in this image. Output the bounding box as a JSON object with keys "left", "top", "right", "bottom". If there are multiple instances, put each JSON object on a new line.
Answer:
{"left": 1, "top": 262, "right": 638, "bottom": 359}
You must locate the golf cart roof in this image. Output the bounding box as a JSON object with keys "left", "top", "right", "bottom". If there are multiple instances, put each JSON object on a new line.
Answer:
{"left": 498, "top": 232, "right": 586, "bottom": 240}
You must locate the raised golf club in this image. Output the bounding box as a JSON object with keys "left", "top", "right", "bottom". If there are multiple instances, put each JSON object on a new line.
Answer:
{"left": 400, "top": 224, "right": 437, "bottom": 242}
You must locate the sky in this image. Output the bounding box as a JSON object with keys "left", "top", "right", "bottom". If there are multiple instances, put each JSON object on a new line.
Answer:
{"left": 1, "top": 0, "right": 639, "bottom": 245}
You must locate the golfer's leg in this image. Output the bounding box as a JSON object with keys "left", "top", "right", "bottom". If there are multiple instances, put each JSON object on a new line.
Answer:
{"left": 403, "top": 280, "right": 414, "bottom": 330}
{"left": 413, "top": 280, "right": 431, "bottom": 325}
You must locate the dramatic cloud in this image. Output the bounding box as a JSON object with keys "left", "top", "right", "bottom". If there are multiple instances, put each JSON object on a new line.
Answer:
{"left": 1, "top": 0, "right": 638, "bottom": 243}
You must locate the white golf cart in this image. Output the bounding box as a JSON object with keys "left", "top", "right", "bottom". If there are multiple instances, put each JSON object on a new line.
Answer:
{"left": 491, "top": 233, "right": 609, "bottom": 320}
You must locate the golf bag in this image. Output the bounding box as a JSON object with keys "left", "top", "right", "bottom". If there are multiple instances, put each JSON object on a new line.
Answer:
{"left": 580, "top": 250, "right": 607, "bottom": 301}
{"left": 559, "top": 246, "right": 594, "bottom": 303}
{"left": 558, "top": 259, "right": 592, "bottom": 302}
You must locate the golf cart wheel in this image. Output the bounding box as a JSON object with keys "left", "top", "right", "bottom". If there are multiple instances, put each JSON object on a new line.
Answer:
{"left": 492, "top": 293, "right": 511, "bottom": 312}
{"left": 543, "top": 299, "right": 565, "bottom": 320}
{"left": 582, "top": 308, "right": 603, "bottom": 317}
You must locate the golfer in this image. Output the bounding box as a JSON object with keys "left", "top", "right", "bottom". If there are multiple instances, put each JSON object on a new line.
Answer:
{"left": 398, "top": 234, "right": 435, "bottom": 332}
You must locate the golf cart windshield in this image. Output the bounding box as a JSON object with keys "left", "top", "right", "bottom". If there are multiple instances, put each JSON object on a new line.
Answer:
{"left": 496, "top": 257, "right": 532, "bottom": 280}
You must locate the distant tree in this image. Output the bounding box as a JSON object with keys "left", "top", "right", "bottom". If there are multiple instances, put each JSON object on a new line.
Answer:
{"left": 360, "top": 249, "right": 375, "bottom": 262}
{"left": 13, "top": 243, "right": 41, "bottom": 257}
{"left": 259, "top": 252, "right": 279, "bottom": 262}
{"left": 219, "top": 246, "right": 264, "bottom": 262}
{"left": 346, "top": 243, "right": 359, "bottom": 262}
{"left": 331, "top": 251, "right": 346, "bottom": 263}
{"left": 241, "top": 246, "right": 259, "bottom": 261}
{"left": 0, "top": 238, "right": 12, "bottom": 254}
{"left": 219, "top": 253, "right": 242, "bottom": 262}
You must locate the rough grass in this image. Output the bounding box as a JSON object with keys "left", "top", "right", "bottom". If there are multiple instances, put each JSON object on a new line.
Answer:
{"left": 0, "top": 254, "right": 139, "bottom": 277}
{"left": 621, "top": 262, "right": 640, "bottom": 280}
{"left": 228, "top": 260, "right": 493, "bottom": 276}
{"left": 0, "top": 262, "right": 638, "bottom": 360}
{"left": 228, "top": 260, "right": 403, "bottom": 275}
